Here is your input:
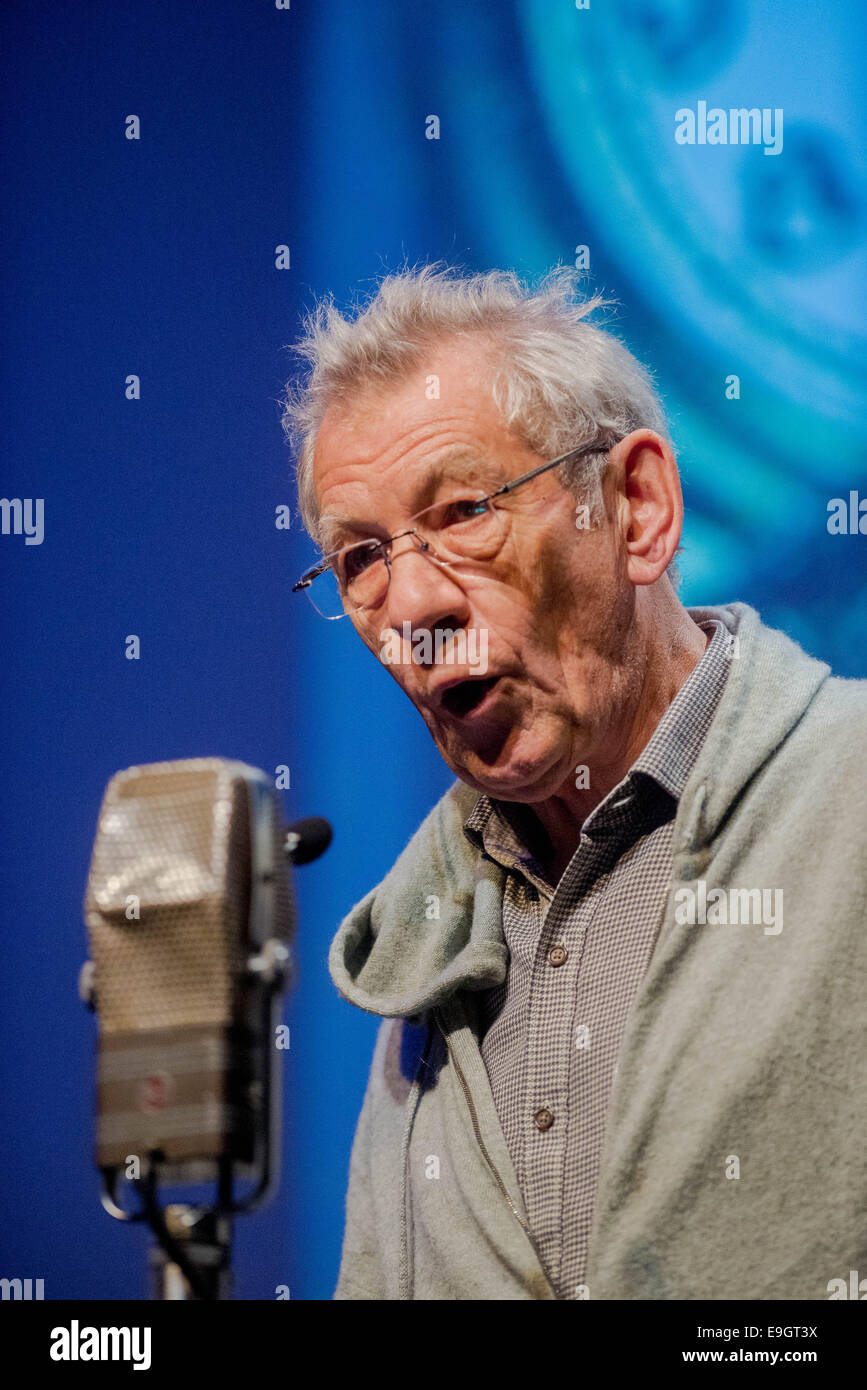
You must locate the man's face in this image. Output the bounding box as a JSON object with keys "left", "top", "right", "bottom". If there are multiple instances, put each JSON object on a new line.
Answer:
{"left": 312, "top": 337, "right": 639, "bottom": 804}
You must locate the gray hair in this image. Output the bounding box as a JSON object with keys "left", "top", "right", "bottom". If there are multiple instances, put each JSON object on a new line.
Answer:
{"left": 281, "top": 263, "right": 680, "bottom": 584}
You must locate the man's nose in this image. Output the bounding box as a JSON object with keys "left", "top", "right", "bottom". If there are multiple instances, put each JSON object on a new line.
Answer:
{"left": 383, "top": 535, "right": 471, "bottom": 653}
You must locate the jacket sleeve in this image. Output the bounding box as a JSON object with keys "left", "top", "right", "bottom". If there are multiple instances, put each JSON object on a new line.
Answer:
{"left": 333, "top": 1036, "right": 388, "bottom": 1300}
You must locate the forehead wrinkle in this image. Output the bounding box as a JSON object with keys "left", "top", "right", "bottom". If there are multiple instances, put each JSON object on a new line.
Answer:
{"left": 317, "top": 443, "right": 500, "bottom": 551}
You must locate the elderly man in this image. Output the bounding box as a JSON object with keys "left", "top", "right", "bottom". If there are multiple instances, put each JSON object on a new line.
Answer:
{"left": 284, "top": 265, "right": 867, "bottom": 1301}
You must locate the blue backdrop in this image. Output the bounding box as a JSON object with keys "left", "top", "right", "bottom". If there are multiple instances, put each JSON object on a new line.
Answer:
{"left": 1, "top": 0, "right": 864, "bottom": 1301}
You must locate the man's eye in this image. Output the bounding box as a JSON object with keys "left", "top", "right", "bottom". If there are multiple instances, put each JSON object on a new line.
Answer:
{"left": 441, "top": 498, "right": 489, "bottom": 526}
{"left": 342, "top": 540, "right": 383, "bottom": 583}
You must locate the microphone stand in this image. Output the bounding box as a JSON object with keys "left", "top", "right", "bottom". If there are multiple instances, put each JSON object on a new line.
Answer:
{"left": 99, "top": 1155, "right": 237, "bottom": 1301}
{"left": 146, "top": 1199, "right": 233, "bottom": 1301}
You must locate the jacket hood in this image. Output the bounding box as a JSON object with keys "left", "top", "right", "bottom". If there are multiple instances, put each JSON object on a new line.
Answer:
{"left": 328, "top": 603, "right": 830, "bottom": 1019}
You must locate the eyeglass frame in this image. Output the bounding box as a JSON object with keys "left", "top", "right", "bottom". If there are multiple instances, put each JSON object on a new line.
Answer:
{"left": 291, "top": 434, "right": 623, "bottom": 618}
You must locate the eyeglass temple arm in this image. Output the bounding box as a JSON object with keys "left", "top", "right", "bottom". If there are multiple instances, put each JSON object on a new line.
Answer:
{"left": 488, "top": 440, "right": 619, "bottom": 500}
{"left": 292, "top": 561, "right": 328, "bottom": 592}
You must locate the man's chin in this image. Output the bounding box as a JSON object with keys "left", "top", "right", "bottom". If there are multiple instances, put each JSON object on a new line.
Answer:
{"left": 443, "top": 741, "right": 570, "bottom": 805}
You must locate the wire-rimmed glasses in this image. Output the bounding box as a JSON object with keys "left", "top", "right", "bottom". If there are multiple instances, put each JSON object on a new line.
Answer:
{"left": 292, "top": 436, "right": 621, "bottom": 620}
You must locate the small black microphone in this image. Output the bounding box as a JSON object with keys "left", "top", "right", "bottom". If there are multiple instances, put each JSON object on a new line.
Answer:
{"left": 285, "top": 816, "right": 333, "bottom": 866}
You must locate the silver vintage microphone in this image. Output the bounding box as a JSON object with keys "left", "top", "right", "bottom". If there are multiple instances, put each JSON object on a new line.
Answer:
{"left": 81, "top": 756, "right": 331, "bottom": 1298}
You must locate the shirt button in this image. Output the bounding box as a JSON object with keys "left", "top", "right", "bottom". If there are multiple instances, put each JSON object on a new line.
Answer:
{"left": 548, "top": 945, "right": 568, "bottom": 967}
{"left": 534, "top": 1107, "right": 555, "bottom": 1132}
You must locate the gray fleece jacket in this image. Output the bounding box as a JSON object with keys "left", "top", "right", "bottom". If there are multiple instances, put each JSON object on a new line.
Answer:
{"left": 328, "top": 604, "right": 867, "bottom": 1300}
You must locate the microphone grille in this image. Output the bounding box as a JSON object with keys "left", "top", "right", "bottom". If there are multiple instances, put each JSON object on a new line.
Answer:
{"left": 84, "top": 758, "right": 288, "bottom": 1034}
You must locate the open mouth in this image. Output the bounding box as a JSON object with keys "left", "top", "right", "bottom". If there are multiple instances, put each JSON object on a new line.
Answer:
{"left": 440, "top": 676, "right": 499, "bottom": 719}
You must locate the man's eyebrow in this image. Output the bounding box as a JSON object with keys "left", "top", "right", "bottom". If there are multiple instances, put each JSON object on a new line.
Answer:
{"left": 317, "top": 513, "right": 366, "bottom": 554}
{"left": 317, "top": 448, "right": 499, "bottom": 551}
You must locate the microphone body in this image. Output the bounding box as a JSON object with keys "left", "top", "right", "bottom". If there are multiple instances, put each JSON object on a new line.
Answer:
{"left": 84, "top": 758, "right": 294, "bottom": 1185}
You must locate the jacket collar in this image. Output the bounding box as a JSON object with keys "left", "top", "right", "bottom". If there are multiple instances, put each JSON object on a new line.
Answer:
{"left": 676, "top": 603, "right": 828, "bottom": 853}
{"left": 329, "top": 604, "right": 830, "bottom": 1018}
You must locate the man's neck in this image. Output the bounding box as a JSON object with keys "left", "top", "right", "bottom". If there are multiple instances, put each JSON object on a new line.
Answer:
{"left": 530, "top": 605, "right": 710, "bottom": 885}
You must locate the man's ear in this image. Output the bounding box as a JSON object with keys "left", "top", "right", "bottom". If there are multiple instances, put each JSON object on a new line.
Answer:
{"left": 609, "top": 430, "right": 684, "bottom": 586}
